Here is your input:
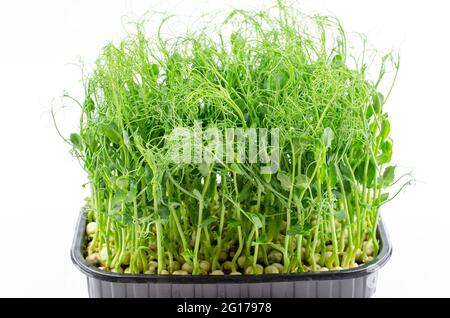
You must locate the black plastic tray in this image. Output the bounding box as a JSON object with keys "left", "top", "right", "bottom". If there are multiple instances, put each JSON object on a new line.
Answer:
{"left": 71, "top": 211, "right": 392, "bottom": 298}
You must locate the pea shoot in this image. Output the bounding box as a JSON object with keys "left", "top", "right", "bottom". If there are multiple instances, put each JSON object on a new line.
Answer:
{"left": 62, "top": 2, "right": 405, "bottom": 275}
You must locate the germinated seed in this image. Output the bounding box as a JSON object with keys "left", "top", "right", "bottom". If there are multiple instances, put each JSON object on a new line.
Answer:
{"left": 210, "top": 270, "right": 224, "bottom": 275}
{"left": 264, "top": 265, "right": 279, "bottom": 274}
{"left": 181, "top": 262, "right": 193, "bottom": 273}
{"left": 272, "top": 263, "right": 284, "bottom": 273}
{"left": 86, "top": 222, "right": 97, "bottom": 236}
{"left": 245, "top": 264, "right": 264, "bottom": 275}
{"left": 268, "top": 250, "right": 283, "bottom": 264}
{"left": 85, "top": 253, "right": 99, "bottom": 266}
{"left": 172, "top": 270, "right": 189, "bottom": 275}
{"left": 237, "top": 255, "right": 246, "bottom": 269}
{"left": 199, "top": 260, "right": 211, "bottom": 273}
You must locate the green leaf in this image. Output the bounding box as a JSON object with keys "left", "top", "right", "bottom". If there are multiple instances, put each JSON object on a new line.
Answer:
{"left": 277, "top": 173, "right": 291, "bottom": 191}
{"left": 254, "top": 233, "right": 268, "bottom": 244}
{"left": 366, "top": 104, "right": 374, "bottom": 119}
{"left": 249, "top": 214, "right": 263, "bottom": 229}
{"left": 229, "top": 163, "right": 244, "bottom": 175}
{"left": 150, "top": 63, "right": 159, "bottom": 76}
{"left": 122, "top": 129, "right": 130, "bottom": 147}
{"left": 83, "top": 96, "right": 95, "bottom": 113}
{"left": 159, "top": 206, "right": 170, "bottom": 221}
{"left": 322, "top": 127, "right": 334, "bottom": 149}
{"left": 262, "top": 173, "right": 272, "bottom": 183}
{"left": 380, "top": 193, "right": 389, "bottom": 203}
{"left": 380, "top": 117, "right": 391, "bottom": 140}
{"left": 69, "top": 133, "right": 83, "bottom": 150}
{"left": 356, "top": 161, "right": 376, "bottom": 188}
{"left": 192, "top": 189, "right": 202, "bottom": 200}
{"left": 126, "top": 186, "right": 137, "bottom": 203}
{"left": 198, "top": 163, "right": 210, "bottom": 177}
{"left": 334, "top": 210, "right": 347, "bottom": 221}
{"left": 112, "top": 190, "right": 127, "bottom": 205}
{"left": 287, "top": 222, "right": 313, "bottom": 236}
{"left": 377, "top": 140, "right": 393, "bottom": 164}
{"left": 201, "top": 216, "right": 216, "bottom": 227}
{"left": 83, "top": 132, "right": 97, "bottom": 152}
{"left": 332, "top": 54, "right": 343, "bottom": 66}
{"left": 382, "top": 166, "right": 396, "bottom": 187}
{"left": 226, "top": 218, "right": 240, "bottom": 229}
{"left": 292, "top": 193, "right": 301, "bottom": 206}
{"left": 287, "top": 225, "right": 302, "bottom": 235}
{"left": 296, "top": 174, "right": 310, "bottom": 187}
{"left": 116, "top": 176, "right": 129, "bottom": 190}
{"left": 332, "top": 190, "right": 342, "bottom": 200}
{"left": 367, "top": 161, "right": 376, "bottom": 188}
{"left": 238, "top": 182, "right": 252, "bottom": 202}
{"left": 102, "top": 122, "right": 121, "bottom": 144}
{"left": 372, "top": 92, "right": 384, "bottom": 114}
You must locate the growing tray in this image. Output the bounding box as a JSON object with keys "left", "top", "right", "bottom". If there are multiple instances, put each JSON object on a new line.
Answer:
{"left": 71, "top": 211, "right": 392, "bottom": 298}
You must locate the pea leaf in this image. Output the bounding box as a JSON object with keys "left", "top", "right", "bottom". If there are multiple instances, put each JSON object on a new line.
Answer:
{"left": 122, "top": 129, "right": 130, "bottom": 147}
{"left": 254, "top": 233, "right": 268, "bottom": 244}
{"left": 201, "top": 216, "right": 216, "bottom": 227}
{"left": 198, "top": 163, "right": 210, "bottom": 177}
{"left": 262, "top": 173, "right": 272, "bottom": 183}
{"left": 380, "top": 117, "right": 391, "bottom": 140}
{"left": 295, "top": 174, "right": 310, "bottom": 189}
{"left": 83, "top": 96, "right": 95, "bottom": 113}
{"left": 238, "top": 182, "right": 252, "bottom": 202}
{"left": 126, "top": 186, "right": 137, "bottom": 203}
{"left": 192, "top": 189, "right": 202, "bottom": 200}
{"left": 249, "top": 213, "right": 263, "bottom": 229}
{"left": 382, "top": 166, "right": 396, "bottom": 187}
{"left": 380, "top": 192, "right": 389, "bottom": 202}
{"left": 69, "top": 133, "right": 83, "bottom": 150}
{"left": 372, "top": 92, "right": 384, "bottom": 114}
{"left": 83, "top": 132, "right": 97, "bottom": 152}
{"left": 229, "top": 163, "right": 244, "bottom": 175}
{"left": 116, "top": 176, "right": 129, "bottom": 190}
{"left": 378, "top": 140, "right": 393, "bottom": 164}
{"left": 366, "top": 104, "right": 374, "bottom": 119}
{"left": 356, "top": 161, "right": 376, "bottom": 188}
{"left": 322, "top": 127, "right": 334, "bottom": 149}
{"left": 112, "top": 190, "right": 127, "bottom": 205}
{"left": 150, "top": 63, "right": 159, "bottom": 77}
{"left": 159, "top": 206, "right": 170, "bottom": 223}
{"left": 226, "top": 218, "right": 240, "bottom": 229}
{"left": 287, "top": 222, "right": 313, "bottom": 236}
{"left": 334, "top": 210, "right": 347, "bottom": 221}
{"left": 277, "top": 172, "right": 292, "bottom": 191}
{"left": 332, "top": 54, "right": 343, "bottom": 66}
{"left": 102, "top": 122, "right": 121, "bottom": 144}
{"left": 332, "top": 190, "right": 342, "bottom": 200}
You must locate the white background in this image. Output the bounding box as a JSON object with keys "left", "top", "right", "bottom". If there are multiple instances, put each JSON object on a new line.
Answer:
{"left": 0, "top": 0, "right": 449, "bottom": 297}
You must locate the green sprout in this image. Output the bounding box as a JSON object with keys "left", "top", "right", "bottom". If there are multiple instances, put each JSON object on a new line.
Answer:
{"left": 61, "top": 2, "right": 405, "bottom": 275}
